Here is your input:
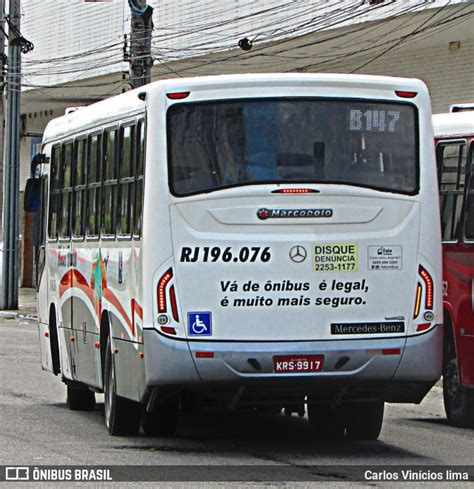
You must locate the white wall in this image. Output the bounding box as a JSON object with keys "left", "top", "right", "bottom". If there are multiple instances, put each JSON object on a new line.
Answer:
{"left": 21, "top": 0, "right": 469, "bottom": 88}
{"left": 22, "top": 0, "right": 127, "bottom": 88}
{"left": 336, "top": 40, "right": 474, "bottom": 115}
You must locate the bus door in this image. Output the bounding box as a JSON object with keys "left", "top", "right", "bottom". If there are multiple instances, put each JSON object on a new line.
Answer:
{"left": 37, "top": 172, "right": 54, "bottom": 372}
{"left": 438, "top": 137, "right": 474, "bottom": 386}
{"left": 459, "top": 137, "right": 474, "bottom": 386}
{"left": 56, "top": 141, "right": 76, "bottom": 376}
{"left": 70, "top": 134, "right": 102, "bottom": 387}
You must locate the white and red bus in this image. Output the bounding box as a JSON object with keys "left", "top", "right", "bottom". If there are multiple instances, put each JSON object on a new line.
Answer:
{"left": 25, "top": 74, "right": 442, "bottom": 440}
{"left": 433, "top": 111, "right": 474, "bottom": 427}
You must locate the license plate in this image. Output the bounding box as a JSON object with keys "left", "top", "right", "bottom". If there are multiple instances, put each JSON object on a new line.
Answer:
{"left": 273, "top": 355, "right": 324, "bottom": 373}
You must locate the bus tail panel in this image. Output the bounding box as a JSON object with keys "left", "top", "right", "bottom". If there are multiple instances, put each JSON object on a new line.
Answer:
{"left": 167, "top": 192, "right": 426, "bottom": 343}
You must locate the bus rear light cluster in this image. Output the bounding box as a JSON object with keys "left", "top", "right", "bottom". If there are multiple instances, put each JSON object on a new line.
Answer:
{"left": 157, "top": 269, "right": 173, "bottom": 313}
{"left": 419, "top": 266, "right": 434, "bottom": 309}
{"left": 157, "top": 268, "right": 181, "bottom": 330}
{"left": 413, "top": 266, "right": 434, "bottom": 320}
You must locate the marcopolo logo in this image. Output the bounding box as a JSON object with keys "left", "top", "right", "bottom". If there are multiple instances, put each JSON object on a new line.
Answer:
{"left": 257, "top": 208, "right": 333, "bottom": 220}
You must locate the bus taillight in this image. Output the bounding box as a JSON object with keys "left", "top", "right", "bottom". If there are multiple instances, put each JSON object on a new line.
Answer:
{"left": 167, "top": 92, "right": 190, "bottom": 100}
{"left": 414, "top": 266, "right": 434, "bottom": 320}
{"left": 271, "top": 188, "right": 319, "bottom": 194}
{"left": 416, "top": 323, "right": 431, "bottom": 332}
{"left": 169, "top": 285, "right": 180, "bottom": 322}
{"left": 413, "top": 283, "right": 422, "bottom": 319}
{"left": 157, "top": 268, "right": 173, "bottom": 313}
{"left": 395, "top": 90, "right": 417, "bottom": 98}
{"left": 419, "top": 266, "right": 434, "bottom": 309}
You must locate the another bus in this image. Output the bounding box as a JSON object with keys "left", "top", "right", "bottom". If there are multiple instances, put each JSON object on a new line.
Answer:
{"left": 26, "top": 74, "right": 442, "bottom": 440}
{"left": 433, "top": 111, "right": 474, "bottom": 427}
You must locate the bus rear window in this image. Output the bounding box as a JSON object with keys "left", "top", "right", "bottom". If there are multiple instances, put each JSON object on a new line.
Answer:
{"left": 168, "top": 99, "right": 418, "bottom": 196}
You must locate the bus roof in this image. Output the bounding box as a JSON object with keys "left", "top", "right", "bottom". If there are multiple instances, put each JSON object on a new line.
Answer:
{"left": 449, "top": 103, "right": 474, "bottom": 113}
{"left": 433, "top": 112, "right": 474, "bottom": 139}
{"left": 42, "top": 73, "right": 428, "bottom": 145}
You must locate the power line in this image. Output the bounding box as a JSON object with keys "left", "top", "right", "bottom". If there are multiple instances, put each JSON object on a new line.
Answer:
{"left": 351, "top": 0, "right": 453, "bottom": 72}
{"left": 148, "top": 1, "right": 471, "bottom": 78}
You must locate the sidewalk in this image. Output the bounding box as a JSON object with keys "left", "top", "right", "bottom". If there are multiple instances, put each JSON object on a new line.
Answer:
{"left": 0, "top": 287, "right": 37, "bottom": 320}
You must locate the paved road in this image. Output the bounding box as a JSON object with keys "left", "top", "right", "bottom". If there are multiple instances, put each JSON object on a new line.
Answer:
{"left": 1, "top": 316, "right": 474, "bottom": 486}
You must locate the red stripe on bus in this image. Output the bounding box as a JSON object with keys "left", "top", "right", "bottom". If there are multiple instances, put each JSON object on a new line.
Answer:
{"left": 102, "top": 288, "right": 135, "bottom": 337}
{"left": 59, "top": 269, "right": 94, "bottom": 304}
{"left": 58, "top": 268, "right": 141, "bottom": 338}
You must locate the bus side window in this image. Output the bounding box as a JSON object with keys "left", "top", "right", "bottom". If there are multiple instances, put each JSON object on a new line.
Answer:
{"left": 87, "top": 134, "right": 102, "bottom": 237}
{"left": 103, "top": 129, "right": 118, "bottom": 237}
{"left": 134, "top": 120, "right": 144, "bottom": 238}
{"left": 48, "top": 145, "right": 61, "bottom": 240}
{"left": 464, "top": 144, "right": 474, "bottom": 240}
{"left": 40, "top": 176, "right": 48, "bottom": 246}
{"left": 438, "top": 142, "right": 467, "bottom": 241}
{"left": 59, "top": 142, "right": 73, "bottom": 239}
{"left": 118, "top": 125, "right": 134, "bottom": 237}
{"left": 73, "top": 138, "right": 87, "bottom": 238}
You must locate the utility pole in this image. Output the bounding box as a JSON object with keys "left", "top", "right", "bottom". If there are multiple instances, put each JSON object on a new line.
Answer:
{"left": 1, "top": 0, "right": 21, "bottom": 309}
{"left": 128, "top": 0, "right": 153, "bottom": 89}
{"left": 0, "top": 0, "right": 6, "bottom": 244}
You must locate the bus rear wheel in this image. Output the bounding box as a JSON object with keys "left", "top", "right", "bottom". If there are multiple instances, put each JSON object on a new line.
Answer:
{"left": 345, "top": 401, "right": 384, "bottom": 441}
{"left": 142, "top": 396, "right": 179, "bottom": 436}
{"left": 66, "top": 381, "right": 95, "bottom": 411}
{"left": 103, "top": 337, "right": 141, "bottom": 436}
{"left": 443, "top": 351, "right": 474, "bottom": 427}
{"left": 307, "top": 402, "right": 346, "bottom": 440}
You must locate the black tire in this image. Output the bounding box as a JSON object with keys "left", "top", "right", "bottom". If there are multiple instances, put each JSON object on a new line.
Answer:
{"left": 67, "top": 381, "right": 96, "bottom": 411}
{"left": 49, "top": 308, "right": 61, "bottom": 376}
{"left": 345, "top": 402, "right": 384, "bottom": 441}
{"left": 307, "top": 402, "right": 346, "bottom": 440}
{"left": 443, "top": 334, "right": 474, "bottom": 427}
{"left": 142, "top": 396, "right": 179, "bottom": 436}
{"left": 103, "top": 337, "right": 141, "bottom": 436}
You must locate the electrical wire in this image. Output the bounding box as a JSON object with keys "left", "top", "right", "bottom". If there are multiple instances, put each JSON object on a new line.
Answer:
{"left": 148, "top": 1, "right": 471, "bottom": 78}
{"left": 12, "top": 0, "right": 473, "bottom": 92}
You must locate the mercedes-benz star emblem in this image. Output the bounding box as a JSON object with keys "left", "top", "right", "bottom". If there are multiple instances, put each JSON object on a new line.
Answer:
{"left": 290, "top": 245, "right": 307, "bottom": 263}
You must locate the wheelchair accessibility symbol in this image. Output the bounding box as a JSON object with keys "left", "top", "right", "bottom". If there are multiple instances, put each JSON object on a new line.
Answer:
{"left": 188, "top": 312, "right": 212, "bottom": 336}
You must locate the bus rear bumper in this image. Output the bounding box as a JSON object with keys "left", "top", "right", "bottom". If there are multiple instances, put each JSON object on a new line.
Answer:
{"left": 143, "top": 325, "right": 442, "bottom": 404}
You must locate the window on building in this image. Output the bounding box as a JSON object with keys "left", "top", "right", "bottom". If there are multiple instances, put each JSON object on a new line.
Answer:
{"left": 134, "top": 120, "right": 145, "bottom": 237}
{"left": 118, "top": 125, "right": 135, "bottom": 236}
{"left": 73, "top": 138, "right": 87, "bottom": 238}
{"left": 48, "top": 145, "right": 61, "bottom": 239}
{"left": 103, "top": 129, "right": 118, "bottom": 236}
{"left": 438, "top": 142, "right": 467, "bottom": 242}
{"left": 87, "top": 134, "right": 102, "bottom": 237}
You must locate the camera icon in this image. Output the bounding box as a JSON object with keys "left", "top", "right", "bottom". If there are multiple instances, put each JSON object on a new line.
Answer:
{"left": 5, "top": 467, "right": 30, "bottom": 481}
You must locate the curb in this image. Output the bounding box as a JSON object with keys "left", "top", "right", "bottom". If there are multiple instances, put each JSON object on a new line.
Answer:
{"left": 0, "top": 311, "right": 38, "bottom": 322}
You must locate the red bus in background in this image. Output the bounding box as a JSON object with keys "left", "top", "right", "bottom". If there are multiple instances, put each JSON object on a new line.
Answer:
{"left": 433, "top": 111, "right": 474, "bottom": 427}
